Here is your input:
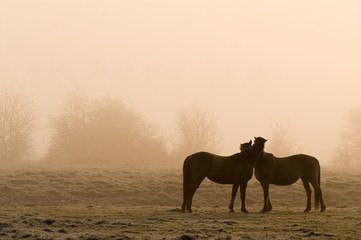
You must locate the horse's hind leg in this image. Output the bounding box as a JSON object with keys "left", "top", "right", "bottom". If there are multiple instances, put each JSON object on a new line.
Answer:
{"left": 267, "top": 197, "right": 272, "bottom": 212}
{"left": 181, "top": 192, "right": 188, "bottom": 212}
{"left": 186, "top": 178, "right": 204, "bottom": 213}
{"left": 182, "top": 181, "right": 189, "bottom": 212}
{"left": 320, "top": 193, "right": 326, "bottom": 212}
{"left": 310, "top": 179, "right": 326, "bottom": 212}
{"left": 228, "top": 184, "right": 239, "bottom": 213}
{"left": 301, "top": 178, "right": 312, "bottom": 212}
{"left": 319, "top": 190, "right": 326, "bottom": 212}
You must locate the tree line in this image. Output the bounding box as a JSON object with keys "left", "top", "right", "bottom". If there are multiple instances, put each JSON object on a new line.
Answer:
{"left": 0, "top": 86, "right": 222, "bottom": 165}
{"left": 0, "top": 84, "right": 359, "bottom": 167}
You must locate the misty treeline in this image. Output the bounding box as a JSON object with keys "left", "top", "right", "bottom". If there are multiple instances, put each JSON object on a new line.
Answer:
{"left": 0, "top": 85, "right": 222, "bottom": 166}
{"left": 1, "top": 85, "right": 360, "bottom": 167}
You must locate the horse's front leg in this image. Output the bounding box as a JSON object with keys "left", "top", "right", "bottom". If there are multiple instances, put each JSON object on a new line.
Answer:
{"left": 260, "top": 181, "right": 270, "bottom": 213}
{"left": 240, "top": 181, "right": 249, "bottom": 214}
{"left": 228, "top": 184, "right": 239, "bottom": 213}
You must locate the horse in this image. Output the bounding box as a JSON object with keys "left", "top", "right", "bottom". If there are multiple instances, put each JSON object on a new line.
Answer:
{"left": 228, "top": 140, "right": 252, "bottom": 212}
{"left": 253, "top": 137, "right": 326, "bottom": 213}
{"left": 181, "top": 137, "right": 267, "bottom": 213}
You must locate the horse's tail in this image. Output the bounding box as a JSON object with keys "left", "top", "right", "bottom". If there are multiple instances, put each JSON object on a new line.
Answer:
{"left": 182, "top": 155, "right": 192, "bottom": 211}
{"left": 314, "top": 159, "right": 321, "bottom": 210}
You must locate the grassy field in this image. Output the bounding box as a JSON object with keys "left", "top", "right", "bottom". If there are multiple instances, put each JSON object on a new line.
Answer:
{"left": 0, "top": 164, "right": 360, "bottom": 239}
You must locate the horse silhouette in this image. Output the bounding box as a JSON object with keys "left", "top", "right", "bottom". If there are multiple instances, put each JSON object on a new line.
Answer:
{"left": 181, "top": 137, "right": 266, "bottom": 213}
{"left": 254, "top": 137, "right": 326, "bottom": 213}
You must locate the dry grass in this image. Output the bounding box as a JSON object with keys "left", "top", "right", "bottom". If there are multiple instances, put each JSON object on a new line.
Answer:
{"left": 0, "top": 164, "right": 360, "bottom": 239}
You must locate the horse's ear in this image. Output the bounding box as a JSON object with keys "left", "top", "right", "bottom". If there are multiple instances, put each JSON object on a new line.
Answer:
{"left": 249, "top": 140, "right": 252, "bottom": 144}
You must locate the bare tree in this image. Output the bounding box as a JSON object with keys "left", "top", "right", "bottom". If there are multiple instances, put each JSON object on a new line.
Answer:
{"left": 47, "top": 90, "right": 168, "bottom": 165}
{"left": 172, "top": 105, "right": 223, "bottom": 158}
{"left": 332, "top": 142, "right": 353, "bottom": 167}
{"left": 266, "top": 122, "right": 300, "bottom": 156}
{"left": 0, "top": 84, "right": 36, "bottom": 162}
{"left": 333, "top": 106, "right": 361, "bottom": 167}
{"left": 47, "top": 90, "right": 92, "bottom": 163}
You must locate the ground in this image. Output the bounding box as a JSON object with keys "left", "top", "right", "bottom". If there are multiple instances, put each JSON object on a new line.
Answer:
{"left": 0, "top": 164, "right": 360, "bottom": 239}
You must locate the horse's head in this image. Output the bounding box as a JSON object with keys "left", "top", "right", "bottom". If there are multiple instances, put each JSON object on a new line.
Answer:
{"left": 240, "top": 140, "right": 252, "bottom": 152}
{"left": 254, "top": 136, "right": 267, "bottom": 146}
{"left": 252, "top": 137, "right": 267, "bottom": 163}
{"left": 240, "top": 137, "right": 267, "bottom": 165}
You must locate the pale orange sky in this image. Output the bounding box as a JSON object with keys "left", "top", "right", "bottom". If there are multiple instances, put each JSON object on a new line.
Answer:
{"left": 1, "top": 0, "right": 361, "bottom": 163}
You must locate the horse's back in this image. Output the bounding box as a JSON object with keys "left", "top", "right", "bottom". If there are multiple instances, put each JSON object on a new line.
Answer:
{"left": 260, "top": 153, "right": 320, "bottom": 185}
{"left": 185, "top": 151, "right": 238, "bottom": 164}
{"left": 288, "top": 154, "right": 320, "bottom": 169}
{"left": 185, "top": 151, "right": 217, "bottom": 164}
{"left": 183, "top": 152, "right": 247, "bottom": 184}
{"left": 279, "top": 154, "right": 321, "bottom": 179}
{"left": 275, "top": 154, "right": 318, "bottom": 165}
{"left": 183, "top": 152, "right": 217, "bottom": 177}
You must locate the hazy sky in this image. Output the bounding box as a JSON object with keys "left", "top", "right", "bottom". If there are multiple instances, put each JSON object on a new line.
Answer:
{"left": 1, "top": 0, "right": 361, "bottom": 163}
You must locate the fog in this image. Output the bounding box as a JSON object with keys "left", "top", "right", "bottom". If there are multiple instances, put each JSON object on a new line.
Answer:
{"left": 1, "top": 0, "right": 361, "bottom": 164}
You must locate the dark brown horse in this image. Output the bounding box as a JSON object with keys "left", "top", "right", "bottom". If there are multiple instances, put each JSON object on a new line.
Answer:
{"left": 228, "top": 140, "right": 252, "bottom": 212}
{"left": 254, "top": 137, "right": 326, "bottom": 213}
{"left": 182, "top": 137, "right": 266, "bottom": 213}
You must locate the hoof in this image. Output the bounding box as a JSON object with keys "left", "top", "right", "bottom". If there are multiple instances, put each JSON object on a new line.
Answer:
{"left": 182, "top": 208, "right": 192, "bottom": 213}
{"left": 241, "top": 209, "right": 249, "bottom": 214}
{"left": 304, "top": 208, "right": 311, "bottom": 213}
{"left": 229, "top": 209, "right": 235, "bottom": 213}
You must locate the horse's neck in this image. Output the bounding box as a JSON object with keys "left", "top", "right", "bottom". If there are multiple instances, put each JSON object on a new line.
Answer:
{"left": 263, "top": 151, "right": 271, "bottom": 156}
{"left": 263, "top": 152, "right": 274, "bottom": 158}
{"left": 248, "top": 146, "right": 264, "bottom": 166}
{"left": 256, "top": 151, "right": 274, "bottom": 164}
{"left": 254, "top": 145, "right": 274, "bottom": 165}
